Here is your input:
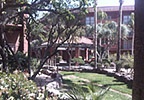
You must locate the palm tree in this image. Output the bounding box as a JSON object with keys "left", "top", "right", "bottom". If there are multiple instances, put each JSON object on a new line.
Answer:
{"left": 96, "top": 22, "right": 110, "bottom": 61}
{"left": 96, "top": 11, "right": 107, "bottom": 62}
{"left": 97, "top": 10, "right": 107, "bottom": 23}
{"left": 116, "top": 0, "right": 124, "bottom": 61}
{"left": 102, "top": 21, "right": 118, "bottom": 58}
{"left": 94, "top": 0, "right": 98, "bottom": 69}
{"left": 85, "top": 19, "right": 129, "bottom": 61}
{"left": 97, "top": 21, "right": 129, "bottom": 72}
{"left": 85, "top": 25, "right": 94, "bottom": 38}
{"left": 98, "top": 21, "right": 129, "bottom": 58}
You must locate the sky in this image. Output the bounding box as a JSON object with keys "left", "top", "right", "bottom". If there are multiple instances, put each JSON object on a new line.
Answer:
{"left": 28, "top": 0, "right": 135, "bottom": 7}
{"left": 31, "top": 0, "right": 135, "bottom": 19}
{"left": 98, "top": 0, "right": 135, "bottom": 6}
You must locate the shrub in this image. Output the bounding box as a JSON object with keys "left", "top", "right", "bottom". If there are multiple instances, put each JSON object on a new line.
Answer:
{"left": 110, "top": 62, "right": 116, "bottom": 68}
{"left": 56, "top": 56, "right": 62, "bottom": 63}
{"left": 90, "top": 61, "right": 95, "bottom": 67}
{"left": 7, "top": 51, "right": 28, "bottom": 72}
{"left": 66, "top": 84, "right": 109, "bottom": 100}
{"left": 101, "top": 58, "right": 110, "bottom": 64}
{"left": 123, "top": 63, "right": 131, "bottom": 69}
{"left": 101, "top": 59, "right": 110, "bottom": 68}
{"left": 31, "top": 58, "right": 40, "bottom": 71}
{"left": 108, "top": 54, "right": 117, "bottom": 62}
{"left": 115, "top": 60, "right": 124, "bottom": 72}
{"left": 121, "top": 54, "right": 134, "bottom": 69}
{"left": 0, "top": 72, "right": 38, "bottom": 99}
{"left": 90, "top": 62, "right": 103, "bottom": 69}
{"left": 104, "top": 63, "right": 110, "bottom": 68}
{"left": 71, "top": 56, "right": 85, "bottom": 65}
{"left": 97, "top": 63, "right": 102, "bottom": 67}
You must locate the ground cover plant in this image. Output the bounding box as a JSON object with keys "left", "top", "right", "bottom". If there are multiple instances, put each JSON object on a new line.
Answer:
{"left": 0, "top": 71, "right": 56, "bottom": 100}
{"left": 0, "top": 72, "right": 38, "bottom": 99}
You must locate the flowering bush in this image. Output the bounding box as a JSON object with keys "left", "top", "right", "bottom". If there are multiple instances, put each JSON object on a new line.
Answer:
{"left": 0, "top": 72, "right": 38, "bottom": 100}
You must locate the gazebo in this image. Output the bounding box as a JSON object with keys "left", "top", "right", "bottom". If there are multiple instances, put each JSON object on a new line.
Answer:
{"left": 32, "top": 36, "right": 94, "bottom": 66}
{"left": 57, "top": 36, "right": 93, "bottom": 62}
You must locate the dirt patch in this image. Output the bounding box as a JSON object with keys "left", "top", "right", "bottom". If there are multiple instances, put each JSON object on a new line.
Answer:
{"left": 63, "top": 75, "right": 90, "bottom": 83}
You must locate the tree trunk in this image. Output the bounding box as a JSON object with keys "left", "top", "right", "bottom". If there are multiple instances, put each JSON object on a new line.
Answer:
{"left": 30, "top": 47, "right": 59, "bottom": 79}
{"left": 18, "top": 14, "right": 24, "bottom": 52}
{"left": 0, "top": 1, "right": 6, "bottom": 72}
{"left": 131, "top": 29, "right": 134, "bottom": 55}
{"left": 132, "top": 0, "right": 144, "bottom": 99}
{"left": 94, "top": 0, "right": 98, "bottom": 69}
{"left": 116, "top": 0, "right": 123, "bottom": 62}
{"left": 99, "top": 38, "right": 102, "bottom": 62}
{"left": 27, "top": 26, "right": 31, "bottom": 76}
{"left": 0, "top": 25, "right": 6, "bottom": 72}
{"left": 68, "top": 48, "right": 72, "bottom": 70}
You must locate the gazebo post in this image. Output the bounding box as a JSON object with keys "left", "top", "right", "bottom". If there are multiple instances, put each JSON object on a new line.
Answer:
{"left": 85, "top": 48, "right": 89, "bottom": 61}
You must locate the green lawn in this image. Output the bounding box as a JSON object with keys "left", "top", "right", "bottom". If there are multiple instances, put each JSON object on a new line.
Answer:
{"left": 60, "top": 71, "right": 132, "bottom": 100}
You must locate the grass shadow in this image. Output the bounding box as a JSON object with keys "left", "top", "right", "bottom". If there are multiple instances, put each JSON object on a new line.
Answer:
{"left": 62, "top": 72, "right": 76, "bottom": 76}
{"left": 62, "top": 79, "right": 77, "bottom": 90}
{"left": 113, "top": 78, "right": 132, "bottom": 89}
{"left": 103, "top": 83, "right": 125, "bottom": 87}
{"left": 91, "top": 80, "right": 102, "bottom": 84}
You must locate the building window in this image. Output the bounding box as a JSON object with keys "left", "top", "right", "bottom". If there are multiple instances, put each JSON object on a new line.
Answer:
{"left": 107, "top": 16, "right": 111, "bottom": 20}
{"left": 123, "top": 15, "right": 131, "bottom": 24}
{"left": 8, "top": 43, "right": 15, "bottom": 51}
{"left": 123, "top": 39, "right": 132, "bottom": 49}
{"left": 128, "top": 31, "right": 133, "bottom": 36}
{"left": 86, "top": 17, "right": 94, "bottom": 25}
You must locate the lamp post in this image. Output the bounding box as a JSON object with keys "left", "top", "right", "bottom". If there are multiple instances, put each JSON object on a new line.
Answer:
{"left": 116, "top": 0, "right": 124, "bottom": 61}
{"left": 94, "top": 0, "right": 98, "bottom": 69}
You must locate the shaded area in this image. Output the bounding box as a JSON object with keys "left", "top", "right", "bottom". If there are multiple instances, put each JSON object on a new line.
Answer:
{"left": 60, "top": 71, "right": 132, "bottom": 95}
{"left": 62, "top": 72, "right": 76, "bottom": 76}
{"left": 61, "top": 71, "right": 132, "bottom": 99}
{"left": 34, "top": 74, "right": 54, "bottom": 87}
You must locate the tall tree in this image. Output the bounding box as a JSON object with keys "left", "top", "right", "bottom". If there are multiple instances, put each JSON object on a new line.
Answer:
{"left": 97, "top": 10, "right": 107, "bottom": 23}
{"left": 86, "top": 20, "right": 129, "bottom": 60}
{"left": 97, "top": 21, "right": 118, "bottom": 59}
{"left": 97, "top": 11, "right": 107, "bottom": 61}
{"left": 132, "top": 0, "right": 144, "bottom": 99}
{"left": 116, "top": 0, "right": 124, "bottom": 61}
{"left": 0, "top": 0, "right": 88, "bottom": 78}
{"left": 94, "top": 0, "right": 98, "bottom": 69}
{"left": 30, "top": 1, "right": 88, "bottom": 79}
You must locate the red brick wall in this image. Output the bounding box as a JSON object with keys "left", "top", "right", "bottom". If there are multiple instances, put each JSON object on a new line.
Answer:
{"left": 5, "top": 25, "right": 28, "bottom": 53}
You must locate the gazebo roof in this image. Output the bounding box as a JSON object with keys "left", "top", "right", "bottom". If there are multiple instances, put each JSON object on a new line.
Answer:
{"left": 70, "top": 36, "right": 93, "bottom": 45}
{"left": 41, "top": 36, "right": 93, "bottom": 46}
